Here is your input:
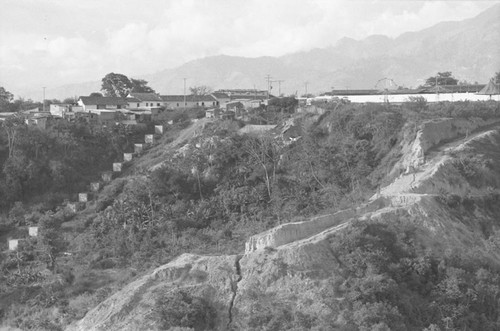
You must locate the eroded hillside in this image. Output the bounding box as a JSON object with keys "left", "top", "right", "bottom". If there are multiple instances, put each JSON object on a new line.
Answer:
{"left": 68, "top": 115, "right": 500, "bottom": 331}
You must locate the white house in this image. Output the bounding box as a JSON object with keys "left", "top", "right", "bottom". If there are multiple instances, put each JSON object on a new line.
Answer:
{"left": 126, "top": 93, "right": 165, "bottom": 110}
{"left": 78, "top": 96, "right": 128, "bottom": 111}
{"left": 161, "top": 95, "right": 219, "bottom": 110}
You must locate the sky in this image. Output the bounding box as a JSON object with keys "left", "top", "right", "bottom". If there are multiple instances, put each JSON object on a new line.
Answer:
{"left": 0, "top": 0, "right": 499, "bottom": 96}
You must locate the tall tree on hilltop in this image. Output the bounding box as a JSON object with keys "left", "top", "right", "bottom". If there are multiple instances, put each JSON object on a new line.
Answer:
{"left": 101, "top": 73, "right": 134, "bottom": 98}
{"left": 101, "top": 73, "right": 156, "bottom": 97}
{"left": 130, "top": 79, "right": 155, "bottom": 93}
{"left": 425, "top": 72, "right": 459, "bottom": 86}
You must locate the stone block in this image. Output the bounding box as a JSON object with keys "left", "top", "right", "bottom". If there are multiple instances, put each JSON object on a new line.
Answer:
{"left": 145, "top": 134, "right": 154, "bottom": 144}
{"left": 79, "top": 193, "right": 88, "bottom": 203}
{"left": 102, "top": 172, "right": 113, "bottom": 182}
{"left": 124, "top": 153, "right": 133, "bottom": 162}
{"left": 9, "top": 239, "right": 21, "bottom": 251}
{"left": 155, "top": 125, "right": 164, "bottom": 134}
{"left": 113, "top": 163, "right": 122, "bottom": 172}
{"left": 29, "top": 227, "right": 38, "bottom": 237}
{"left": 134, "top": 144, "right": 143, "bottom": 154}
{"left": 90, "top": 182, "right": 100, "bottom": 192}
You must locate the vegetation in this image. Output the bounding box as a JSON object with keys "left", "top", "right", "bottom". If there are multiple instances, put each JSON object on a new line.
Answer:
{"left": 100, "top": 72, "right": 155, "bottom": 97}
{"left": 153, "top": 289, "right": 215, "bottom": 330}
{"left": 0, "top": 99, "right": 500, "bottom": 330}
{"left": 425, "top": 71, "right": 459, "bottom": 86}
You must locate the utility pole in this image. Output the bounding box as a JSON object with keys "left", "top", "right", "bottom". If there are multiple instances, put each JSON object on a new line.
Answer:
{"left": 271, "top": 80, "right": 284, "bottom": 96}
{"left": 265, "top": 74, "right": 272, "bottom": 101}
{"left": 183, "top": 78, "right": 187, "bottom": 110}
{"left": 42, "top": 87, "right": 46, "bottom": 112}
{"left": 304, "top": 82, "right": 309, "bottom": 96}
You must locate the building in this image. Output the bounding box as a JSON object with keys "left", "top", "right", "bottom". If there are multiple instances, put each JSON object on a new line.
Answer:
{"left": 161, "top": 95, "right": 219, "bottom": 110}
{"left": 215, "top": 89, "right": 268, "bottom": 99}
{"left": 211, "top": 92, "right": 231, "bottom": 108}
{"left": 77, "top": 96, "right": 128, "bottom": 111}
{"left": 126, "top": 93, "right": 165, "bottom": 110}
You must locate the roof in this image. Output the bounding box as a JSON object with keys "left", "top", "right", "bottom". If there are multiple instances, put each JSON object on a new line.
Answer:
{"left": 128, "top": 93, "right": 163, "bottom": 102}
{"left": 126, "top": 97, "right": 141, "bottom": 103}
{"left": 161, "top": 95, "right": 217, "bottom": 102}
{"left": 477, "top": 80, "right": 500, "bottom": 95}
{"left": 79, "top": 96, "right": 128, "bottom": 105}
{"left": 211, "top": 92, "right": 230, "bottom": 99}
{"left": 216, "top": 89, "right": 267, "bottom": 95}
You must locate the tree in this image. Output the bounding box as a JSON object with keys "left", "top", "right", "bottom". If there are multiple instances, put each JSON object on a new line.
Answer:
{"left": 189, "top": 85, "right": 213, "bottom": 96}
{"left": 0, "top": 86, "right": 14, "bottom": 110}
{"left": 37, "top": 212, "right": 67, "bottom": 270}
{"left": 101, "top": 73, "right": 134, "bottom": 98}
{"left": 90, "top": 92, "right": 104, "bottom": 97}
{"left": 1, "top": 115, "right": 26, "bottom": 157}
{"left": 130, "top": 79, "right": 155, "bottom": 93}
{"left": 62, "top": 97, "right": 77, "bottom": 104}
{"left": 494, "top": 72, "right": 500, "bottom": 85}
{"left": 425, "top": 72, "right": 458, "bottom": 86}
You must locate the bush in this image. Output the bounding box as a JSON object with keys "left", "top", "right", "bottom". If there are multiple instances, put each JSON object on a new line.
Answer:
{"left": 153, "top": 289, "right": 215, "bottom": 331}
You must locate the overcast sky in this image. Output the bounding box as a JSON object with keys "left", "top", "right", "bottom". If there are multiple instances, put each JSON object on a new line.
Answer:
{"left": 0, "top": 0, "right": 498, "bottom": 94}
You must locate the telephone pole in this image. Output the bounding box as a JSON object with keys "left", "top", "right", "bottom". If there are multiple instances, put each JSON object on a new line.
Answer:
{"left": 271, "top": 80, "right": 284, "bottom": 96}
{"left": 42, "top": 87, "right": 46, "bottom": 112}
{"left": 304, "top": 82, "right": 309, "bottom": 96}
{"left": 183, "top": 78, "right": 187, "bottom": 110}
{"left": 265, "top": 74, "right": 272, "bottom": 101}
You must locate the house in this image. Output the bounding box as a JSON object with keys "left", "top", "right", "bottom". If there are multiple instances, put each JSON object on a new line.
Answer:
{"left": 205, "top": 108, "right": 220, "bottom": 118}
{"left": 211, "top": 92, "right": 231, "bottom": 108}
{"left": 161, "top": 95, "right": 219, "bottom": 110}
{"left": 78, "top": 96, "right": 128, "bottom": 111}
{"left": 49, "top": 103, "right": 82, "bottom": 120}
{"left": 126, "top": 93, "right": 165, "bottom": 110}
{"left": 25, "top": 116, "right": 48, "bottom": 129}
{"left": 215, "top": 89, "right": 268, "bottom": 99}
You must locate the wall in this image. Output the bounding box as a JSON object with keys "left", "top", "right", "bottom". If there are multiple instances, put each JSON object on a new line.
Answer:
{"left": 316, "top": 93, "right": 499, "bottom": 104}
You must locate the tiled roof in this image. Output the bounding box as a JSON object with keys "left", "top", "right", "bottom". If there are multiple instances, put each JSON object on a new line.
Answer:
{"left": 126, "top": 97, "right": 141, "bottom": 102}
{"left": 128, "top": 93, "right": 163, "bottom": 102}
{"left": 161, "top": 95, "right": 217, "bottom": 102}
{"left": 79, "top": 96, "right": 128, "bottom": 105}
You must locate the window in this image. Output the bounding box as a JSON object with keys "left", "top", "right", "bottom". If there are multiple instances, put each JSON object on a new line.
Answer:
{"left": 177, "top": 103, "right": 179, "bottom": 107}
{"left": 117, "top": 105, "right": 121, "bottom": 109}
{"left": 137, "top": 103, "right": 140, "bottom": 107}
{"left": 157, "top": 103, "right": 160, "bottom": 106}
{"left": 146, "top": 103, "right": 149, "bottom": 107}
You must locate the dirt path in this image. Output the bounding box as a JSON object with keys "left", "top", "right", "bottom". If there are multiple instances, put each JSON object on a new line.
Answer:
{"left": 375, "top": 127, "right": 498, "bottom": 199}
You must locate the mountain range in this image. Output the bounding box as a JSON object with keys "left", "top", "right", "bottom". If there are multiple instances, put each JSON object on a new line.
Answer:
{"left": 30, "top": 4, "right": 500, "bottom": 100}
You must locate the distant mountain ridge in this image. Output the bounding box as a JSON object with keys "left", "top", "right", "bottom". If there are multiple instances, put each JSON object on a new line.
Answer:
{"left": 31, "top": 4, "right": 500, "bottom": 100}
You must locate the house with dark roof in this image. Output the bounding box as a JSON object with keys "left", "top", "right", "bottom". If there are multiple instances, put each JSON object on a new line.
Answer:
{"left": 161, "top": 95, "right": 219, "bottom": 110}
{"left": 126, "top": 93, "right": 165, "bottom": 110}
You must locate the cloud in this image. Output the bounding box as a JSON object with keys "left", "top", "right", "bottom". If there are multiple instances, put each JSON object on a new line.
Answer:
{"left": 0, "top": 0, "right": 498, "bottom": 95}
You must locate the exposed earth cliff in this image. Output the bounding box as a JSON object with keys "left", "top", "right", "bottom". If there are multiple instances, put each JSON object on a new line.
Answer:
{"left": 68, "top": 117, "right": 500, "bottom": 331}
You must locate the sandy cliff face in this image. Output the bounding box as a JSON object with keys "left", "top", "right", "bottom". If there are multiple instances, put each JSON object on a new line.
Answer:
{"left": 68, "top": 118, "right": 500, "bottom": 331}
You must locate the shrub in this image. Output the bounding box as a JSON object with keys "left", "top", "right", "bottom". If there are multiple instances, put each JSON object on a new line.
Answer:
{"left": 153, "top": 289, "right": 215, "bottom": 331}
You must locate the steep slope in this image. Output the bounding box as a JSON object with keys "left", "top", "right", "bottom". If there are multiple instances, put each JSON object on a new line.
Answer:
{"left": 68, "top": 117, "right": 500, "bottom": 330}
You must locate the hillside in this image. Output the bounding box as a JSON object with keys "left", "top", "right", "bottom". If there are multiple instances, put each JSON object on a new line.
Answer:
{"left": 31, "top": 4, "right": 500, "bottom": 100}
{"left": 66, "top": 104, "right": 500, "bottom": 330}
{"left": 3, "top": 101, "right": 500, "bottom": 330}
